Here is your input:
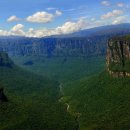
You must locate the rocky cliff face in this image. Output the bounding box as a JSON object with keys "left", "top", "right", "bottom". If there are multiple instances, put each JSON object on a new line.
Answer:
{"left": 107, "top": 35, "right": 130, "bottom": 77}
{"left": 1, "top": 24, "right": 130, "bottom": 57}
{"left": 0, "top": 52, "right": 14, "bottom": 67}
{"left": 0, "top": 36, "right": 108, "bottom": 57}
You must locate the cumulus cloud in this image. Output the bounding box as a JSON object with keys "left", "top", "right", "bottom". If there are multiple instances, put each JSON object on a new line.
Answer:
{"left": 10, "top": 24, "right": 25, "bottom": 36}
{"left": 26, "top": 11, "right": 54, "bottom": 23}
{"left": 7, "top": 15, "right": 20, "bottom": 22}
{"left": 101, "top": 10, "right": 123, "bottom": 19}
{"left": 0, "top": 19, "right": 87, "bottom": 37}
{"left": 0, "top": 30, "right": 9, "bottom": 36}
{"left": 101, "top": 1, "right": 110, "bottom": 6}
{"left": 26, "top": 11, "right": 62, "bottom": 23}
{"left": 26, "top": 28, "right": 56, "bottom": 37}
{"left": 112, "top": 16, "right": 126, "bottom": 25}
{"left": 56, "top": 19, "right": 87, "bottom": 34}
{"left": 26, "top": 19, "right": 87, "bottom": 37}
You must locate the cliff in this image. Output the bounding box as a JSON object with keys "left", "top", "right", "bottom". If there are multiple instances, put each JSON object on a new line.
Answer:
{"left": 1, "top": 24, "right": 130, "bottom": 57}
{"left": 107, "top": 35, "right": 130, "bottom": 77}
{"left": 0, "top": 52, "right": 14, "bottom": 67}
{"left": 0, "top": 37, "right": 106, "bottom": 57}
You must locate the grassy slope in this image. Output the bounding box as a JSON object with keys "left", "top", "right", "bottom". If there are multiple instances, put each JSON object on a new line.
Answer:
{"left": 0, "top": 65, "right": 78, "bottom": 130}
{"left": 63, "top": 71, "right": 130, "bottom": 130}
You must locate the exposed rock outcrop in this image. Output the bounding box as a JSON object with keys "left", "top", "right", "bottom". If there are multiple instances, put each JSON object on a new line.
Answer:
{"left": 1, "top": 24, "right": 130, "bottom": 57}
{"left": 107, "top": 35, "right": 130, "bottom": 77}
{"left": 0, "top": 37, "right": 106, "bottom": 57}
{"left": 0, "top": 88, "right": 8, "bottom": 102}
{"left": 0, "top": 52, "right": 14, "bottom": 67}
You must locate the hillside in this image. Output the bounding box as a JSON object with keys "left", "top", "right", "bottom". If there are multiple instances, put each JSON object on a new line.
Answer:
{"left": 0, "top": 52, "right": 78, "bottom": 130}
{"left": 62, "top": 35, "right": 130, "bottom": 130}
{"left": 1, "top": 24, "right": 130, "bottom": 57}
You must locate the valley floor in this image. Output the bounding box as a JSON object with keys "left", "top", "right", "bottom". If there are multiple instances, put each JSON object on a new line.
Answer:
{"left": 11, "top": 56, "right": 105, "bottom": 130}
{"left": 3, "top": 55, "right": 130, "bottom": 130}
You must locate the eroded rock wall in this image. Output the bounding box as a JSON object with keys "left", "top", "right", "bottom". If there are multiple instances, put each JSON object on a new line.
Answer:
{"left": 107, "top": 36, "right": 130, "bottom": 77}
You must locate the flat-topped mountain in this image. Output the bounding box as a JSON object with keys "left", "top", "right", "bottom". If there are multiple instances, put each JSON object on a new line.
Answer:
{"left": 107, "top": 35, "right": 130, "bottom": 76}
{"left": 1, "top": 24, "right": 130, "bottom": 57}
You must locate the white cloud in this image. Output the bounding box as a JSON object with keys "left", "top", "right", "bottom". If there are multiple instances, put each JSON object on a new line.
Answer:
{"left": 117, "top": 2, "right": 125, "bottom": 7}
{"left": 112, "top": 16, "right": 126, "bottom": 25}
{"left": 26, "top": 11, "right": 62, "bottom": 23}
{"left": 26, "top": 11, "right": 54, "bottom": 23}
{"left": 10, "top": 24, "right": 25, "bottom": 36}
{"left": 101, "top": 10, "right": 123, "bottom": 19}
{"left": 0, "top": 19, "right": 88, "bottom": 37}
{"left": 0, "top": 30, "right": 9, "bottom": 36}
{"left": 26, "top": 19, "right": 87, "bottom": 37}
{"left": 55, "top": 10, "right": 62, "bottom": 16}
{"left": 7, "top": 15, "right": 20, "bottom": 22}
{"left": 26, "top": 28, "right": 56, "bottom": 37}
{"left": 56, "top": 19, "right": 87, "bottom": 34}
{"left": 101, "top": 1, "right": 110, "bottom": 6}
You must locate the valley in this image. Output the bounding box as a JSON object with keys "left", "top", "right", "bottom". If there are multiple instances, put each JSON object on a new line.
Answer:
{"left": 1, "top": 0, "right": 130, "bottom": 129}
{"left": 9, "top": 34, "right": 130, "bottom": 130}
{"left": 0, "top": 52, "right": 78, "bottom": 130}
{"left": 1, "top": 25, "right": 130, "bottom": 130}
{"left": 11, "top": 56, "right": 105, "bottom": 83}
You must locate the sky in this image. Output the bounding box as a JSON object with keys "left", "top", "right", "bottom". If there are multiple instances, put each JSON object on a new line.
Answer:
{"left": 0, "top": 0, "right": 130, "bottom": 37}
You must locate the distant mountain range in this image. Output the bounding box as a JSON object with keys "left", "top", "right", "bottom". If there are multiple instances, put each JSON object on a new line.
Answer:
{"left": 0, "top": 23, "right": 130, "bottom": 57}
{"left": 52, "top": 23, "right": 130, "bottom": 38}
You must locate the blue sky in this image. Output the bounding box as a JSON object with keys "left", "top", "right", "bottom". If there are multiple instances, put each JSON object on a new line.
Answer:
{"left": 0, "top": 0, "right": 130, "bottom": 37}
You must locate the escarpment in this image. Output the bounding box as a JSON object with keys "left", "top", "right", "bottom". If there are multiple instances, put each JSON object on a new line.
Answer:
{"left": 0, "top": 37, "right": 107, "bottom": 57}
{"left": 107, "top": 35, "right": 130, "bottom": 77}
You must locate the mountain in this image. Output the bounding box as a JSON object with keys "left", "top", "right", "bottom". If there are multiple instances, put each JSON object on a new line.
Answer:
{"left": 0, "top": 24, "right": 130, "bottom": 57}
{"left": 65, "top": 23, "right": 130, "bottom": 37}
{"left": 0, "top": 52, "right": 78, "bottom": 130}
{"left": 62, "top": 35, "right": 130, "bottom": 130}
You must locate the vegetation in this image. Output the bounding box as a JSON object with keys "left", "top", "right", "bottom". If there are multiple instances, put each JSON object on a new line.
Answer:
{"left": 12, "top": 56, "right": 105, "bottom": 83}
{"left": 63, "top": 71, "right": 130, "bottom": 130}
{"left": 112, "top": 35, "right": 130, "bottom": 42}
{"left": 109, "top": 62, "right": 124, "bottom": 72}
{"left": 0, "top": 29, "right": 130, "bottom": 130}
{"left": 0, "top": 65, "right": 78, "bottom": 130}
{"left": 3, "top": 54, "right": 130, "bottom": 130}
{"left": 109, "top": 58, "right": 130, "bottom": 73}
